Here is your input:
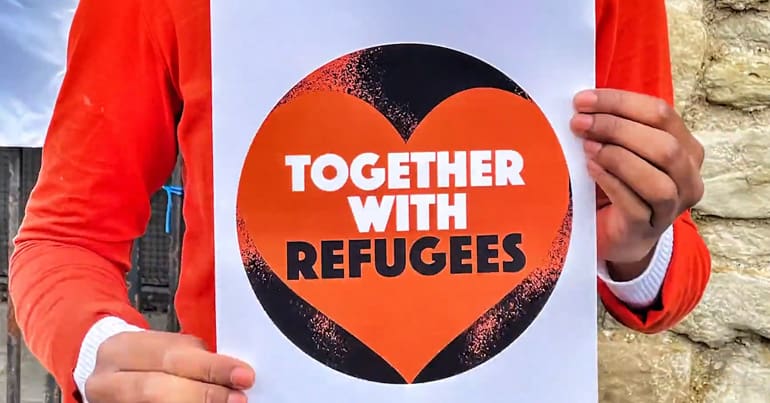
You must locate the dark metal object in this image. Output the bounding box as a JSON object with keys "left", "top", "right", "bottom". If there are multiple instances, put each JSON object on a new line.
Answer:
{"left": 0, "top": 149, "right": 184, "bottom": 400}
{"left": 43, "top": 373, "right": 61, "bottom": 403}
{"left": 0, "top": 151, "right": 11, "bottom": 281}
{"left": 128, "top": 240, "right": 144, "bottom": 309}
{"left": 1, "top": 155, "right": 178, "bottom": 313}
{"left": 166, "top": 158, "right": 184, "bottom": 332}
{"left": 5, "top": 148, "right": 22, "bottom": 403}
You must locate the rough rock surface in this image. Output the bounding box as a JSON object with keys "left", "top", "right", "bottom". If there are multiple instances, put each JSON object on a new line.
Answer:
{"left": 597, "top": 1, "right": 770, "bottom": 402}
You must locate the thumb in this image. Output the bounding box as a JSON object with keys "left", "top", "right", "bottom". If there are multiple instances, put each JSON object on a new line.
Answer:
{"left": 99, "top": 331, "right": 255, "bottom": 389}
{"left": 87, "top": 371, "right": 246, "bottom": 403}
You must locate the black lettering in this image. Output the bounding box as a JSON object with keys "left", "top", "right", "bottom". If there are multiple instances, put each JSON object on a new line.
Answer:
{"left": 374, "top": 238, "right": 406, "bottom": 277}
{"left": 410, "top": 236, "right": 446, "bottom": 276}
{"left": 502, "top": 233, "right": 526, "bottom": 272}
{"left": 476, "top": 235, "right": 499, "bottom": 273}
{"left": 321, "top": 240, "right": 345, "bottom": 279}
{"left": 449, "top": 236, "right": 473, "bottom": 274}
{"left": 348, "top": 239, "right": 371, "bottom": 278}
{"left": 286, "top": 241, "right": 319, "bottom": 280}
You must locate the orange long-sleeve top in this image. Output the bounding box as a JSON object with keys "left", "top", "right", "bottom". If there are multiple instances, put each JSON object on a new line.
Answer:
{"left": 9, "top": 0, "right": 711, "bottom": 401}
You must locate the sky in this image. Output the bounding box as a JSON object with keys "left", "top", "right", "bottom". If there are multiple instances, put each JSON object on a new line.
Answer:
{"left": 0, "top": 0, "right": 78, "bottom": 147}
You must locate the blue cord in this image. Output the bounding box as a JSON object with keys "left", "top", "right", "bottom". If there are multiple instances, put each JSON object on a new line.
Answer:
{"left": 161, "top": 185, "right": 184, "bottom": 233}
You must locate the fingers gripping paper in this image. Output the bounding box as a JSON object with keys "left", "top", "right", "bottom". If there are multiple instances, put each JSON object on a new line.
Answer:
{"left": 211, "top": 2, "right": 597, "bottom": 402}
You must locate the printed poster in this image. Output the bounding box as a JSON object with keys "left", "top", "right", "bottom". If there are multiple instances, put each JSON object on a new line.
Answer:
{"left": 211, "top": 2, "right": 598, "bottom": 402}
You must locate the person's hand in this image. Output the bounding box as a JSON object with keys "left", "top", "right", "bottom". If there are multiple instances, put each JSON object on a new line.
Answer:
{"left": 84, "top": 330, "right": 255, "bottom": 403}
{"left": 570, "top": 89, "right": 705, "bottom": 281}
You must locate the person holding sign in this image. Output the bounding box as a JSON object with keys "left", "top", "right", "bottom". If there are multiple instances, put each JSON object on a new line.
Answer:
{"left": 8, "top": 0, "right": 711, "bottom": 402}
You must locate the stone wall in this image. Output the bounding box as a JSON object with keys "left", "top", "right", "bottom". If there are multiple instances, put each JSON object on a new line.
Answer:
{"left": 598, "top": 1, "right": 770, "bottom": 402}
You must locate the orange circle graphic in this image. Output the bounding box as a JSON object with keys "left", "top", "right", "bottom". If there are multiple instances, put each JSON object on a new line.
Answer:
{"left": 236, "top": 44, "right": 572, "bottom": 384}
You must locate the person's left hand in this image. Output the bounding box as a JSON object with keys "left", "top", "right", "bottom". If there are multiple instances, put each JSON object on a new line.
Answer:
{"left": 569, "top": 89, "right": 705, "bottom": 281}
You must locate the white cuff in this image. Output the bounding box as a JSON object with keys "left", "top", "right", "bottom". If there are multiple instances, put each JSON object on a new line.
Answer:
{"left": 597, "top": 225, "right": 674, "bottom": 309}
{"left": 73, "top": 316, "right": 145, "bottom": 403}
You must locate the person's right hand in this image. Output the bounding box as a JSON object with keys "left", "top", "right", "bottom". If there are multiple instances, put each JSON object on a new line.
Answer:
{"left": 84, "top": 330, "right": 255, "bottom": 403}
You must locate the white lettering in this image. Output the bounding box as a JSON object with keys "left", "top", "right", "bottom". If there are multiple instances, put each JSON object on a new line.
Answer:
{"left": 495, "top": 150, "right": 525, "bottom": 186}
{"left": 437, "top": 193, "right": 467, "bottom": 230}
{"left": 387, "top": 152, "right": 410, "bottom": 190}
{"left": 348, "top": 195, "right": 395, "bottom": 233}
{"left": 350, "top": 152, "right": 386, "bottom": 191}
{"left": 469, "top": 150, "right": 493, "bottom": 187}
{"left": 410, "top": 152, "right": 436, "bottom": 189}
{"left": 284, "top": 155, "right": 311, "bottom": 192}
{"left": 287, "top": 150, "right": 524, "bottom": 191}
{"left": 396, "top": 194, "right": 410, "bottom": 232}
{"left": 410, "top": 194, "right": 437, "bottom": 231}
{"left": 436, "top": 151, "right": 467, "bottom": 188}
{"left": 310, "top": 153, "right": 349, "bottom": 192}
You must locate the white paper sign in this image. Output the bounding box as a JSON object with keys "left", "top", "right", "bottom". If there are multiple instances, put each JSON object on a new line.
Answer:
{"left": 212, "top": 2, "right": 597, "bottom": 402}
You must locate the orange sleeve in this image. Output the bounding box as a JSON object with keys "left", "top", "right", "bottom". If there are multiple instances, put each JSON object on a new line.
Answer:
{"left": 595, "top": 0, "right": 712, "bottom": 333}
{"left": 8, "top": 0, "right": 180, "bottom": 399}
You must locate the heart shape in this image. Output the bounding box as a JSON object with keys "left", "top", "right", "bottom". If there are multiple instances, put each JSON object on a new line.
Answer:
{"left": 237, "top": 82, "right": 570, "bottom": 382}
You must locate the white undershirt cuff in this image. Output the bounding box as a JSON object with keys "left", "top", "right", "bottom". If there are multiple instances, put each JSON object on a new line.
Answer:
{"left": 73, "top": 316, "right": 145, "bottom": 403}
{"left": 597, "top": 225, "right": 674, "bottom": 309}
